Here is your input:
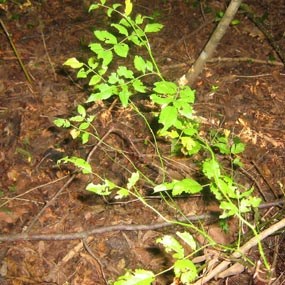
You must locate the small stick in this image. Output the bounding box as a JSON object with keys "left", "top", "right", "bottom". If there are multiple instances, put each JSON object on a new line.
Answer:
{"left": 0, "top": 19, "right": 33, "bottom": 84}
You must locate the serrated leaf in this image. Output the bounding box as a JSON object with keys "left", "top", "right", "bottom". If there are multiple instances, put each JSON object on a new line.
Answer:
{"left": 157, "top": 235, "right": 184, "bottom": 259}
{"left": 86, "top": 182, "right": 112, "bottom": 196}
{"left": 135, "top": 14, "right": 144, "bottom": 25}
{"left": 134, "top": 55, "right": 146, "bottom": 73}
{"left": 53, "top": 118, "right": 70, "bottom": 128}
{"left": 89, "top": 43, "right": 104, "bottom": 54}
{"left": 176, "top": 232, "right": 197, "bottom": 250}
{"left": 114, "top": 269, "right": 155, "bottom": 285}
{"left": 119, "top": 85, "right": 132, "bottom": 107}
{"left": 154, "top": 81, "right": 177, "bottom": 95}
{"left": 181, "top": 136, "right": 201, "bottom": 155}
{"left": 144, "top": 23, "right": 164, "bottom": 33}
{"left": 172, "top": 178, "right": 202, "bottom": 196}
{"left": 180, "top": 85, "right": 195, "bottom": 103}
{"left": 132, "top": 79, "right": 146, "bottom": 93}
{"left": 174, "top": 259, "right": 198, "bottom": 283}
{"left": 63, "top": 57, "right": 83, "bottom": 69}
{"left": 150, "top": 94, "right": 173, "bottom": 105}
{"left": 97, "top": 50, "right": 113, "bottom": 66}
{"left": 202, "top": 158, "right": 221, "bottom": 179}
{"left": 111, "top": 23, "right": 129, "bottom": 36}
{"left": 127, "top": 172, "right": 139, "bottom": 190}
{"left": 95, "top": 30, "right": 117, "bottom": 45}
{"left": 114, "top": 43, "right": 129, "bottom": 58}
{"left": 117, "top": 66, "right": 134, "bottom": 79}
{"left": 158, "top": 106, "right": 177, "bottom": 131}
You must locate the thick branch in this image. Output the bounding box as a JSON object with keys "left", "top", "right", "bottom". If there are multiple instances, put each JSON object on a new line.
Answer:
{"left": 181, "top": 0, "right": 243, "bottom": 86}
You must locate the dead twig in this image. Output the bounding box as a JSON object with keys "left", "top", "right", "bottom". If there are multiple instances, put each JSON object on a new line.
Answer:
{"left": 0, "top": 19, "right": 33, "bottom": 84}
{"left": 0, "top": 213, "right": 216, "bottom": 242}
{"left": 193, "top": 217, "right": 285, "bottom": 285}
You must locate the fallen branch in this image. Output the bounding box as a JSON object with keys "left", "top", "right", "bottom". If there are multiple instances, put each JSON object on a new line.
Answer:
{"left": 0, "top": 213, "right": 216, "bottom": 242}
{"left": 193, "top": 217, "right": 285, "bottom": 285}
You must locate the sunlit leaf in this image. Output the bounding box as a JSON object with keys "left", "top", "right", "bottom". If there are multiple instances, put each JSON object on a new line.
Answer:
{"left": 124, "top": 0, "right": 133, "bottom": 16}
{"left": 111, "top": 23, "right": 129, "bottom": 36}
{"left": 158, "top": 106, "right": 177, "bottom": 131}
{"left": 94, "top": 30, "right": 117, "bottom": 44}
{"left": 63, "top": 57, "right": 83, "bottom": 69}
{"left": 154, "top": 81, "right": 177, "bottom": 95}
{"left": 174, "top": 259, "right": 198, "bottom": 283}
{"left": 114, "top": 269, "right": 155, "bottom": 285}
{"left": 172, "top": 178, "right": 202, "bottom": 195}
{"left": 114, "top": 43, "right": 129, "bottom": 58}
{"left": 144, "top": 23, "right": 164, "bottom": 33}
{"left": 157, "top": 235, "right": 184, "bottom": 259}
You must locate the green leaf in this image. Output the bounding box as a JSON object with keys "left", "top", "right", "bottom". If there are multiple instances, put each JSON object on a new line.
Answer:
{"left": 180, "top": 136, "right": 201, "bottom": 155}
{"left": 129, "top": 33, "right": 144, "bottom": 46}
{"left": 159, "top": 106, "right": 177, "bottom": 131}
{"left": 89, "top": 4, "right": 99, "bottom": 12}
{"left": 220, "top": 201, "right": 238, "bottom": 218}
{"left": 172, "top": 178, "right": 202, "bottom": 196}
{"left": 134, "top": 55, "right": 146, "bottom": 73}
{"left": 114, "top": 269, "right": 155, "bottom": 285}
{"left": 86, "top": 180, "right": 115, "bottom": 196}
{"left": 153, "top": 181, "right": 176, "bottom": 193}
{"left": 69, "top": 115, "right": 84, "bottom": 122}
{"left": 81, "top": 132, "right": 89, "bottom": 144}
{"left": 132, "top": 79, "right": 146, "bottom": 93}
{"left": 176, "top": 232, "right": 197, "bottom": 251}
{"left": 119, "top": 18, "right": 131, "bottom": 28}
{"left": 87, "top": 84, "right": 117, "bottom": 102}
{"left": 150, "top": 94, "right": 173, "bottom": 105}
{"left": 135, "top": 14, "right": 144, "bottom": 24}
{"left": 124, "top": 0, "right": 133, "bottom": 16}
{"left": 94, "top": 30, "right": 117, "bottom": 45}
{"left": 98, "top": 50, "right": 113, "bottom": 66}
{"left": 114, "top": 43, "right": 129, "bottom": 58}
{"left": 87, "top": 57, "right": 98, "bottom": 69}
{"left": 202, "top": 159, "right": 221, "bottom": 179}
{"left": 77, "top": 68, "right": 87, "bottom": 78}
{"left": 231, "top": 138, "right": 245, "bottom": 154}
{"left": 127, "top": 172, "right": 139, "bottom": 190}
{"left": 77, "top": 105, "right": 86, "bottom": 118}
{"left": 79, "top": 122, "right": 89, "bottom": 130}
{"left": 108, "top": 72, "right": 119, "bottom": 84}
{"left": 180, "top": 86, "right": 195, "bottom": 103}
{"left": 119, "top": 85, "right": 132, "bottom": 107}
{"left": 53, "top": 118, "right": 70, "bottom": 128}
{"left": 63, "top": 57, "right": 83, "bottom": 69}
{"left": 157, "top": 235, "right": 184, "bottom": 259}
{"left": 89, "top": 74, "right": 102, "bottom": 86}
{"left": 60, "top": 156, "right": 92, "bottom": 174}
{"left": 117, "top": 66, "right": 134, "bottom": 79}
{"left": 111, "top": 23, "right": 129, "bottom": 36}
{"left": 144, "top": 23, "right": 164, "bottom": 33}
{"left": 174, "top": 259, "right": 198, "bottom": 283}
{"left": 153, "top": 81, "right": 177, "bottom": 95}
{"left": 146, "top": 60, "right": 153, "bottom": 72}
{"left": 89, "top": 43, "right": 104, "bottom": 54}
{"left": 115, "top": 188, "right": 129, "bottom": 199}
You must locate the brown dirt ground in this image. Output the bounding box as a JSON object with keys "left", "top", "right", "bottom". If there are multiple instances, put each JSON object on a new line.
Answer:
{"left": 0, "top": 0, "right": 285, "bottom": 284}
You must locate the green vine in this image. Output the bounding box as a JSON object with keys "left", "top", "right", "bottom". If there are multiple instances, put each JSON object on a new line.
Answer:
{"left": 54, "top": 0, "right": 267, "bottom": 283}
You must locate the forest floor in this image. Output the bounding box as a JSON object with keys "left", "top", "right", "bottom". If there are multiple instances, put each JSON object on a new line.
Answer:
{"left": 0, "top": 0, "right": 285, "bottom": 284}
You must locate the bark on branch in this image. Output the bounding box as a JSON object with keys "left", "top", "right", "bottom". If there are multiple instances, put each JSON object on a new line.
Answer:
{"left": 180, "top": 0, "right": 243, "bottom": 86}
